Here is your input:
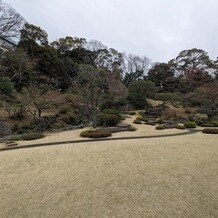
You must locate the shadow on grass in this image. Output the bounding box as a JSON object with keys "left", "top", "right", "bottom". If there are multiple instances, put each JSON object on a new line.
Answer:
{"left": 0, "top": 129, "right": 201, "bottom": 153}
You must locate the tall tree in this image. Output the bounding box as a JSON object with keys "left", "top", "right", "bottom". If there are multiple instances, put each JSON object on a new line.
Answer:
{"left": 51, "top": 36, "right": 86, "bottom": 54}
{"left": 19, "top": 23, "right": 48, "bottom": 56}
{"left": 169, "top": 48, "right": 217, "bottom": 76}
{"left": 122, "top": 53, "right": 150, "bottom": 86}
{"left": 147, "top": 63, "right": 175, "bottom": 92}
{"left": 0, "top": 0, "right": 24, "bottom": 39}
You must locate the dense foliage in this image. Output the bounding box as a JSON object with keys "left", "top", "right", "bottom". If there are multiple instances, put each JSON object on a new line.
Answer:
{"left": 0, "top": 1, "right": 217, "bottom": 136}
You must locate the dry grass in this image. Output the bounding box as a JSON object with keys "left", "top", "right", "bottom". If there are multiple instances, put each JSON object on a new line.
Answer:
{"left": 0, "top": 130, "right": 217, "bottom": 217}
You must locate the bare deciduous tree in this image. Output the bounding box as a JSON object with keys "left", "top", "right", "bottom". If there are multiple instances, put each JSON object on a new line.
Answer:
{"left": 0, "top": 0, "right": 25, "bottom": 39}
{"left": 122, "top": 53, "right": 150, "bottom": 86}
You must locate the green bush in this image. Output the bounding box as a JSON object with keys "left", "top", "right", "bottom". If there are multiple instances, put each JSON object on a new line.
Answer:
{"left": 198, "top": 106, "right": 215, "bottom": 117}
{"left": 175, "top": 124, "right": 186, "bottom": 130}
{"left": 202, "top": 128, "right": 218, "bottom": 134}
{"left": 21, "top": 133, "right": 45, "bottom": 141}
{"left": 0, "top": 77, "right": 14, "bottom": 95}
{"left": 80, "top": 129, "right": 112, "bottom": 138}
{"left": 184, "top": 121, "right": 197, "bottom": 128}
{"left": 128, "top": 80, "right": 157, "bottom": 109}
{"left": 102, "top": 109, "right": 121, "bottom": 119}
{"left": 133, "top": 119, "right": 142, "bottom": 124}
{"left": 127, "top": 126, "right": 137, "bottom": 131}
{"left": 97, "top": 114, "right": 120, "bottom": 127}
{"left": 211, "top": 121, "right": 218, "bottom": 127}
{"left": 136, "top": 117, "right": 148, "bottom": 122}
{"left": 58, "top": 107, "right": 69, "bottom": 114}
{"left": 201, "top": 123, "right": 214, "bottom": 127}
{"left": 128, "top": 111, "right": 136, "bottom": 115}
{"left": 9, "top": 135, "right": 22, "bottom": 141}
{"left": 156, "top": 125, "right": 165, "bottom": 130}
{"left": 185, "top": 110, "right": 191, "bottom": 114}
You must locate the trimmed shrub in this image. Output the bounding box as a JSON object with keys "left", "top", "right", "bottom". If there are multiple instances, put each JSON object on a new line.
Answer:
{"left": 184, "top": 121, "right": 197, "bottom": 128}
{"left": 21, "top": 133, "right": 45, "bottom": 141}
{"left": 185, "top": 110, "right": 191, "bottom": 114}
{"left": 133, "top": 119, "right": 142, "bottom": 124}
{"left": 9, "top": 135, "right": 22, "bottom": 141}
{"left": 127, "top": 126, "right": 137, "bottom": 131}
{"left": 136, "top": 117, "right": 148, "bottom": 122}
{"left": 175, "top": 124, "right": 186, "bottom": 130}
{"left": 156, "top": 125, "right": 166, "bottom": 130}
{"left": 97, "top": 114, "right": 120, "bottom": 127}
{"left": 80, "top": 129, "right": 112, "bottom": 138}
{"left": 201, "top": 123, "right": 214, "bottom": 127}
{"left": 211, "top": 121, "right": 218, "bottom": 127}
{"left": 156, "top": 118, "right": 163, "bottom": 124}
{"left": 202, "top": 128, "right": 218, "bottom": 134}
{"left": 128, "top": 111, "right": 136, "bottom": 115}
{"left": 102, "top": 109, "right": 121, "bottom": 119}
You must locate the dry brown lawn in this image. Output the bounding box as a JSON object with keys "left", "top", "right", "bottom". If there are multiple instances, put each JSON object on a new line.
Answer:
{"left": 0, "top": 130, "right": 217, "bottom": 217}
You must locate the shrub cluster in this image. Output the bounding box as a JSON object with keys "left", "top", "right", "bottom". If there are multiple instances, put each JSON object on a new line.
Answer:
{"left": 10, "top": 133, "right": 45, "bottom": 141}
{"left": 175, "top": 124, "right": 186, "bottom": 130}
{"left": 133, "top": 119, "right": 142, "bottom": 124}
{"left": 127, "top": 126, "right": 137, "bottom": 131}
{"left": 156, "top": 125, "right": 166, "bottom": 130}
{"left": 136, "top": 117, "right": 148, "bottom": 122}
{"left": 201, "top": 123, "right": 214, "bottom": 127}
{"left": 211, "top": 121, "right": 218, "bottom": 127}
{"left": 97, "top": 114, "right": 120, "bottom": 127}
{"left": 202, "top": 128, "right": 218, "bottom": 134}
{"left": 184, "top": 121, "right": 197, "bottom": 128}
{"left": 80, "top": 129, "right": 112, "bottom": 138}
{"left": 102, "top": 109, "right": 121, "bottom": 119}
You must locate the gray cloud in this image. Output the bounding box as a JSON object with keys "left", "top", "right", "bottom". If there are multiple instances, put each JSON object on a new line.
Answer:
{"left": 5, "top": 0, "right": 218, "bottom": 62}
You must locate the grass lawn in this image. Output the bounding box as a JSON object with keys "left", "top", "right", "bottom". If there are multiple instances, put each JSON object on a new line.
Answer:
{"left": 0, "top": 132, "right": 217, "bottom": 217}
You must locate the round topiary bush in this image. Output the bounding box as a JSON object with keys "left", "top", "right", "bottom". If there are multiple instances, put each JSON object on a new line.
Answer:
{"left": 156, "top": 125, "right": 166, "bottom": 130}
{"left": 184, "top": 121, "right": 197, "bottom": 128}
{"left": 202, "top": 128, "right": 218, "bottom": 134}
{"left": 127, "top": 126, "right": 137, "bottom": 131}
{"left": 80, "top": 129, "right": 112, "bottom": 138}
{"left": 97, "top": 114, "right": 120, "bottom": 127}
{"left": 175, "top": 124, "right": 186, "bottom": 130}
{"left": 133, "top": 119, "right": 142, "bottom": 124}
{"left": 136, "top": 117, "right": 148, "bottom": 122}
{"left": 21, "top": 133, "right": 45, "bottom": 141}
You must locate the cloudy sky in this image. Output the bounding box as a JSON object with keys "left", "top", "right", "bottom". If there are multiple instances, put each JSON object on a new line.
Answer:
{"left": 5, "top": 0, "right": 218, "bottom": 62}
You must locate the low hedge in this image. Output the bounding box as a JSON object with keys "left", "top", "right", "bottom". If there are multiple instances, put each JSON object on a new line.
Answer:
{"left": 175, "top": 124, "right": 186, "bottom": 130}
{"left": 201, "top": 123, "right": 214, "bottom": 127}
{"left": 136, "top": 117, "right": 148, "bottom": 122}
{"left": 202, "top": 128, "right": 218, "bottom": 134}
{"left": 21, "top": 133, "right": 45, "bottom": 141}
{"left": 156, "top": 125, "right": 166, "bottom": 130}
{"left": 133, "top": 119, "right": 142, "bottom": 124}
{"left": 80, "top": 129, "right": 112, "bottom": 138}
{"left": 127, "top": 126, "right": 137, "bottom": 131}
{"left": 184, "top": 121, "right": 197, "bottom": 128}
{"left": 9, "top": 133, "right": 45, "bottom": 141}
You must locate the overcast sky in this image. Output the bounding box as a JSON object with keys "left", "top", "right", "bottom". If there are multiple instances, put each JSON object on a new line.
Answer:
{"left": 5, "top": 0, "right": 218, "bottom": 62}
